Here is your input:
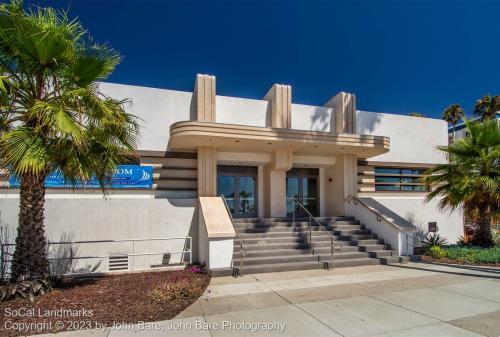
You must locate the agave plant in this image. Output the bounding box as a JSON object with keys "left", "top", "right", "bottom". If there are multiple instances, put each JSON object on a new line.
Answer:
{"left": 423, "top": 233, "right": 448, "bottom": 250}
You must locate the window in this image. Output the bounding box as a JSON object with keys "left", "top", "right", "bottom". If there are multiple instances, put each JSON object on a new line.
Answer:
{"left": 374, "top": 167, "right": 429, "bottom": 192}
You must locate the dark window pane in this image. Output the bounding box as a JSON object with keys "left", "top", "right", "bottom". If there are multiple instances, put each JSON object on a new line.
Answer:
{"left": 401, "top": 177, "right": 421, "bottom": 183}
{"left": 375, "top": 168, "right": 401, "bottom": 174}
{"left": 375, "top": 185, "right": 401, "bottom": 191}
{"left": 401, "top": 169, "right": 424, "bottom": 175}
{"left": 239, "top": 176, "right": 255, "bottom": 214}
{"left": 376, "top": 177, "right": 400, "bottom": 183}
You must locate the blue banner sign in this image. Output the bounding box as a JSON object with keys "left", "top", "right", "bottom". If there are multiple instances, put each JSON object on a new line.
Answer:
{"left": 9, "top": 165, "right": 153, "bottom": 189}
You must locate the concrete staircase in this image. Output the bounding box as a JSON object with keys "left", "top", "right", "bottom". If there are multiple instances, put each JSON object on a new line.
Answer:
{"left": 212, "top": 216, "right": 409, "bottom": 276}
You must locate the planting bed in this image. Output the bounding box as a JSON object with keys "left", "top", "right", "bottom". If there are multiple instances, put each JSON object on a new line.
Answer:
{"left": 0, "top": 268, "right": 210, "bottom": 336}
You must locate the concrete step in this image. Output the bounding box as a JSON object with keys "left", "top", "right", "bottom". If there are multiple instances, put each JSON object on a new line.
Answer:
{"left": 338, "top": 234, "right": 378, "bottom": 240}
{"left": 333, "top": 229, "right": 373, "bottom": 235}
{"left": 212, "top": 257, "right": 383, "bottom": 277}
{"left": 232, "top": 251, "right": 371, "bottom": 266}
{"left": 233, "top": 246, "right": 361, "bottom": 258}
{"left": 241, "top": 235, "right": 349, "bottom": 245}
{"left": 234, "top": 221, "right": 362, "bottom": 229}
{"left": 239, "top": 231, "right": 339, "bottom": 239}
{"left": 358, "top": 244, "right": 392, "bottom": 252}
{"left": 367, "top": 250, "right": 396, "bottom": 258}
{"left": 238, "top": 241, "right": 346, "bottom": 252}
{"left": 233, "top": 216, "right": 355, "bottom": 223}
{"left": 237, "top": 224, "right": 365, "bottom": 233}
{"left": 350, "top": 239, "right": 384, "bottom": 246}
{"left": 232, "top": 261, "right": 327, "bottom": 274}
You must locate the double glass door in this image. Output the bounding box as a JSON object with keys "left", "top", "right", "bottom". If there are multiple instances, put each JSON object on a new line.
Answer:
{"left": 286, "top": 168, "right": 319, "bottom": 217}
{"left": 217, "top": 166, "right": 257, "bottom": 218}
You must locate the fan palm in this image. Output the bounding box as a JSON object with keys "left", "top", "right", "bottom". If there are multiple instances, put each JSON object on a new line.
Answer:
{"left": 409, "top": 112, "right": 425, "bottom": 118}
{"left": 442, "top": 104, "right": 464, "bottom": 141}
{"left": 423, "top": 119, "right": 500, "bottom": 247}
{"left": 0, "top": 1, "right": 139, "bottom": 281}
{"left": 474, "top": 95, "right": 500, "bottom": 121}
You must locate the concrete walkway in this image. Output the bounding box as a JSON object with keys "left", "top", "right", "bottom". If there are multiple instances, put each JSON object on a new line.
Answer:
{"left": 38, "top": 262, "right": 500, "bottom": 337}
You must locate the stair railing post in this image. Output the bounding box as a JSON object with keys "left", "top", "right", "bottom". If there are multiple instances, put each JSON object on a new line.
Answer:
{"left": 240, "top": 240, "right": 244, "bottom": 276}
{"left": 330, "top": 236, "right": 334, "bottom": 270}
{"left": 309, "top": 215, "right": 312, "bottom": 245}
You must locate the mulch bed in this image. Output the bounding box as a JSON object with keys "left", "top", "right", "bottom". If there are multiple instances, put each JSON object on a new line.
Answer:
{"left": 420, "top": 255, "right": 500, "bottom": 267}
{"left": 0, "top": 268, "right": 210, "bottom": 336}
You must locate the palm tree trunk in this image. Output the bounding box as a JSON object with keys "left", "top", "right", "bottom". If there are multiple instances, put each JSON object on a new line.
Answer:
{"left": 473, "top": 210, "right": 494, "bottom": 247}
{"left": 11, "top": 174, "right": 49, "bottom": 281}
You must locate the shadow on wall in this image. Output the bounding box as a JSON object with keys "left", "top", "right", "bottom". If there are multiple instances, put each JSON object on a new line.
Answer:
{"left": 189, "top": 94, "right": 196, "bottom": 121}
{"left": 405, "top": 212, "right": 428, "bottom": 248}
{"left": 310, "top": 107, "right": 331, "bottom": 132}
{"left": 359, "top": 197, "right": 416, "bottom": 230}
{"left": 48, "top": 232, "right": 102, "bottom": 283}
{"left": 357, "top": 110, "right": 383, "bottom": 134}
{"left": 265, "top": 101, "right": 272, "bottom": 127}
{"left": 0, "top": 211, "right": 16, "bottom": 281}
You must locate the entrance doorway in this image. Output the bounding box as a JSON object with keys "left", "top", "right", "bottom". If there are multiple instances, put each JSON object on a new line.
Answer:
{"left": 217, "top": 166, "right": 257, "bottom": 218}
{"left": 286, "top": 168, "right": 319, "bottom": 217}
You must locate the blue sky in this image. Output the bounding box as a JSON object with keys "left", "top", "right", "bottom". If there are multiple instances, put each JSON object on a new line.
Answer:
{"left": 31, "top": 0, "right": 500, "bottom": 119}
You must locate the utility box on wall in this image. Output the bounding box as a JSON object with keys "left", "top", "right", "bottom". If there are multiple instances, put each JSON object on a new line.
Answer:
{"left": 428, "top": 222, "right": 438, "bottom": 233}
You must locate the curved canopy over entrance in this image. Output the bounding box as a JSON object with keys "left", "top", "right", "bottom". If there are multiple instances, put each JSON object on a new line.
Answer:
{"left": 169, "top": 121, "right": 390, "bottom": 158}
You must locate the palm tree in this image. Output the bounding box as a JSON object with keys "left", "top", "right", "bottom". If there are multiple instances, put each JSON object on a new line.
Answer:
{"left": 474, "top": 95, "right": 500, "bottom": 121}
{"left": 0, "top": 1, "right": 138, "bottom": 282}
{"left": 423, "top": 119, "right": 500, "bottom": 247}
{"left": 442, "top": 104, "right": 464, "bottom": 141}
{"left": 409, "top": 112, "right": 425, "bottom": 117}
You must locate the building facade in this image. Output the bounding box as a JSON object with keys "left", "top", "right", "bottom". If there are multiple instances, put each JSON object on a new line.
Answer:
{"left": 0, "top": 74, "right": 464, "bottom": 274}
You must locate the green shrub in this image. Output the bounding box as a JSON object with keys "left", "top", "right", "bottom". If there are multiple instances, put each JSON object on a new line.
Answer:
{"left": 428, "top": 246, "right": 445, "bottom": 258}
{"left": 442, "top": 246, "right": 499, "bottom": 264}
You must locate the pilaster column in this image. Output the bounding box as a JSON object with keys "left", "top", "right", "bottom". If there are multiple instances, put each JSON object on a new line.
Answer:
{"left": 343, "top": 154, "right": 357, "bottom": 198}
{"left": 194, "top": 74, "right": 216, "bottom": 122}
{"left": 263, "top": 84, "right": 292, "bottom": 128}
{"left": 264, "top": 149, "right": 293, "bottom": 217}
{"left": 197, "top": 146, "right": 217, "bottom": 197}
{"left": 325, "top": 92, "right": 357, "bottom": 133}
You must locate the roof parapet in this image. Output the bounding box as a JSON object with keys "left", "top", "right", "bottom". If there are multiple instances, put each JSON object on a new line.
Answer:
{"left": 325, "top": 92, "right": 357, "bottom": 134}
{"left": 194, "top": 74, "right": 216, "bottom": 122}
{"left": 263, "top": 84, "right": 292, "bottom": 128}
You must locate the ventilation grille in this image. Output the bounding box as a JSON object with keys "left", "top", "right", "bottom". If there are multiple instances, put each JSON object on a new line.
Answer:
{"left": 108, "top": 254, "right": 129, "bottom": 271}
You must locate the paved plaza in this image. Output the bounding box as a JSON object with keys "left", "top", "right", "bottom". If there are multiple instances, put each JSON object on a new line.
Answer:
{"left": 39, "top": 262, "right": 500, "bottom": 337}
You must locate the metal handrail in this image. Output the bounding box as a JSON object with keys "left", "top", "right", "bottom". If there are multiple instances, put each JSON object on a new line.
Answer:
{"left": 290, "top": 198, "right": 340, "bottom": 269}
{"left": 345, "top": 195, "right": 413, "bottom": 256}
{"left": 1, "top": 236, "right": 192, "bottom": 278}
{"left": 220, "top": 194, "right": 247, "bottom": 276}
